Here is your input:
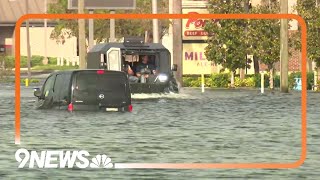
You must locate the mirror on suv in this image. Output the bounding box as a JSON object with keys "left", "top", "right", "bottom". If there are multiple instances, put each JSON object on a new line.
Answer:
{"left": 34, "top": 88, "right": 42, "bottom": 98}
{"left": 172, "top": 64, "right": 178, "bottom": 71}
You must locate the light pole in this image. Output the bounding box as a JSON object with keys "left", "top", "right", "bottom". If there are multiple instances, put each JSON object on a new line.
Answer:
{"left": 43, "top": 0, "right": 48, "bottom": 65}
{"left": 172, "top": 0, "right": 182, "bottom": 86}
{"left": 110, "top": 10, "right": 115, "bottom": 42}
{"left": 26, "top": 0, "right": 31, "bottom": 85}
{"left": 152, "top": 0, "right": 159, "bottom": 43}
{"left": 316, "top": 0, "right": 320, "bottom": 86}
{"left": 240, "top": 0, "right": 250, "bottom": 80}
{"left": 223, "top": 44, "right": 234, "bottom": 87}
{"left": 280, "top": 0, "right": 289, "bottom": 93}
{"left": 10, "top": 0, "right": 17, "bottom": 56}
{"left": 78, "top": 0, "right": 86, "bottom": 69}
{"left": 88, "top": 9, "right": 94, "bottom": 49}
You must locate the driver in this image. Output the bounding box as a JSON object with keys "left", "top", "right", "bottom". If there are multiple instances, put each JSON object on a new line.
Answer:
{"left": 136, "top": 55, "right": 156, "bottom": 79}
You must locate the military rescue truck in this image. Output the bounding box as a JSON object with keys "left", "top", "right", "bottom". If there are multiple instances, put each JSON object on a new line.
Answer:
{"left": 87, "top": 37, "right": 179, "bottom": 94}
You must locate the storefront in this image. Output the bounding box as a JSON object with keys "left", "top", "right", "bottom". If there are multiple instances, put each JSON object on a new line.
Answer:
{"left": 182, "top": 1, "right": 222, "bottom": 75}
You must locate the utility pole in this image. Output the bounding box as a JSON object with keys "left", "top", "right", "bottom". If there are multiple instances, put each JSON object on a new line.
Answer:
{"left": 144, "top": 31, "right": 148, "bottom": 43}
{"left": 110, "top": 10, "right": 115, "bottom": 42}
{"left": 26, "top": 0, "right": 31, "bottom": 80}
{"left": 280, "top": 0, "right": 289, "bottom": 93}
{"left": 168, "top": 0, "right": 173, "bottom": 63}
{"left": 78, "top": 0, "right": 86, "bottom": 69}
{"left": 172, "top": 0, "right": 182, "bottom": 86}
{"left": 88, "top": 10, "right": 94, "bottom": 50}
{"left": 43, "top": 0, "right": 48, "bottom": 65}
{"left": 268, "top": 0, "right": 274, "bottom": 90}
{"left": 240, "top": 0, "right": 250, "bottom": 80}
{"left": 152, "top": 0, "right": 159, "bottom": 43}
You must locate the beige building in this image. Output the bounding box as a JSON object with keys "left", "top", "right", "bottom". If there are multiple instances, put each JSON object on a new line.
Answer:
{"left": 19, "top": 27, "right": 78, "bottom": 62}
{"left": 0, "top": 0, "right": 78, "bottom": 65}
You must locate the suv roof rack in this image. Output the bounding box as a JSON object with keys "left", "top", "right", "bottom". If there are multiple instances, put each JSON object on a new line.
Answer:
{"left": 123, "top": 37, "right": 149, "bottom": 47}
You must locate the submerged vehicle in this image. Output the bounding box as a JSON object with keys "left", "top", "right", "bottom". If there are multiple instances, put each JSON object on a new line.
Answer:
{"left": 87, "top": 37, "right": 179, "bottom": 94}
{"left": 33, "top": 70, "right": 132, "bottom": 112}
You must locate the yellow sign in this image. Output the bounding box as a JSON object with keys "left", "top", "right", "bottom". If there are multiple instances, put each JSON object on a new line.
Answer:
{"left": 183, "top": 43, "right": 221, "bottom": 74}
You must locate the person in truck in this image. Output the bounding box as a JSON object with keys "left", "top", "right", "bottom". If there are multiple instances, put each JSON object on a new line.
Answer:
{"left": 127, "top": 64, "right": 139, "bottom": 83}
{"left": 136, "top": 55, "right": 157, "bottom": 79}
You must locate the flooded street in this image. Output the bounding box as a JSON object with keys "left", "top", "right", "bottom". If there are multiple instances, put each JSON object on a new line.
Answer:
{"left": 1, "top": 83, "right": 320, "bottom": 179}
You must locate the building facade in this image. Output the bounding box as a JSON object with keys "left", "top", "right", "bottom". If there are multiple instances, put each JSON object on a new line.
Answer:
{"left": 0, "top": 0, "right": 77, "bottom": 62}
{"left": 162, "top": 0, "right": 301, "bottom": 75}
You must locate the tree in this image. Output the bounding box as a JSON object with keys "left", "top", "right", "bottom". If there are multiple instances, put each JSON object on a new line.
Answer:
{"left": 249, "top": 0, "right": 281, "bottom": 89}
{"left": 204, "top": 0, "right": 250, "bottom": 87}
{"left": 48, "top": 0, "right": 170, "bottom": 44}
{"left": 292, "top": 0, "right": 320, "bottom": 73}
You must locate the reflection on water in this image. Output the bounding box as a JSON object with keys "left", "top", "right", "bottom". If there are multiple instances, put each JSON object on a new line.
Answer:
{"left": 0, "top": 84, "right": 320, "bottom": 179}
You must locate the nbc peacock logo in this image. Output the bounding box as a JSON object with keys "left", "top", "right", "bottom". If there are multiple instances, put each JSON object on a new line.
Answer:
{"left": 90, "top": 154, "right": 113, "bottom": 168}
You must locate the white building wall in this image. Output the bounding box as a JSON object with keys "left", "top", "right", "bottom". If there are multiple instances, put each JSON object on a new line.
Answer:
{"left": 19, "top": 27, "right": 77, "bottom": 58}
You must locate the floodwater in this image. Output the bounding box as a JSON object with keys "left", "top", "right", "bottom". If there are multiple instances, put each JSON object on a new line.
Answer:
{"left": 0, "top": 83, "right": 320, "bottom": 179}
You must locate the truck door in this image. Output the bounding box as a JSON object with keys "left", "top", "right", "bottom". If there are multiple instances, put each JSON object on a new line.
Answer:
{"left": 36, "top": 75, "right": 56, "bottom": 109}
{"left": 53, "top": 74, "right": 71, "bottom": 109}
{"left": 106, "top": 47, "right": 122, "bottom": 71}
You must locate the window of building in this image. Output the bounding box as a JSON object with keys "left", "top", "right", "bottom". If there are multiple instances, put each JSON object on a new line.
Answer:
{"left": 0, "top": 45, "right": 12, "bottom": 55}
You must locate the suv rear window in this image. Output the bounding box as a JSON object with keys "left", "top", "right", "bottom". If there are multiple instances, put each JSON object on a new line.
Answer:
{"left": 74, "top": 71, "right": 127, "bottom": 96}
{"left": 76, "top": 71, "right": 126, "bottom": 87}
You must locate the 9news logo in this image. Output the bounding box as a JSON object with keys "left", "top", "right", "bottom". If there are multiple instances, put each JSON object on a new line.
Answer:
{"left": 15, "top": 148, "right": 113, "bottom": 169}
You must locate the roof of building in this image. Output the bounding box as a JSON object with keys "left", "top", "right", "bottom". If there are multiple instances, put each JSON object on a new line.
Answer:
{"left": 0, "top": 0, "right": 56, "bottom": 26}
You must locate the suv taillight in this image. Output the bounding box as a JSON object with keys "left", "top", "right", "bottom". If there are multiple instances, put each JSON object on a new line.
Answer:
{"left": 97, "top": 70, "right": 104, "bottom": 74}
{"left": 128, "top": 105, "right": 133, "bottom": 112}
{"left": 68, "top": 103, "right": 73, "bottom": 112}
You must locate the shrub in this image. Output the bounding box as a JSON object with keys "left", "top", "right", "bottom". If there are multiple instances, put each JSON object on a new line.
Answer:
{"left": 251, "top": 74, "right": 269, "bottom": 88}
{"left": 210, "top": 73, "right": 230, "bottom": 87}
{"left": 48, "top": 57, "right": 57, "bottom": 65}
{"left": 244, "top": 76, "right": 256, "bottom": 87}
{"left": 4, "top": 56, "right": 15, "bottom": 69}
{"left": 183, "top": 77, "right": 195, "bottom": 87}
{"left": 3, "top": 55, "right": 47, "bottom": 68}
{"left": 183, "top": 71, "right": 314, "bottom": 89}
{"left": 235, "top": 77, "right": 246, "bottom": 87}
{"left": 274, "top": 75, "right": 280, "bottom": 88}
{"left": 317, "top": 80, "right": 320, "bottom": 91}
{"left": 31, "top": 55, "right": 44, "bottom": 66}
{"left": 183, "top": 73, "right": 230, "bottom": 88}
{"left": 20, "top": 56, "right": 28, "bottom": 68}
{"left": 289, "top": 72, "right": 314, "bottom": 90}
{"left": 205, "top": 77, "right": 213, "bottom": 87}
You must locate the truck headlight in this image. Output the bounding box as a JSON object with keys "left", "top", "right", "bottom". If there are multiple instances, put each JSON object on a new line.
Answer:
{"left": 158, "top": 74, "right": 168, "bottom": 82}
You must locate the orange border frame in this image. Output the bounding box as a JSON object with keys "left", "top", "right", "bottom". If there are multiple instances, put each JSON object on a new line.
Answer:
{"left": 15, "top": 14, "right": 307, "bottom": 169}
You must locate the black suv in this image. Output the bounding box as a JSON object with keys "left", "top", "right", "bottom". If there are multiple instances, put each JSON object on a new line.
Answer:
{"left": 33, "top": 70, "right": 132, "bottom": 112}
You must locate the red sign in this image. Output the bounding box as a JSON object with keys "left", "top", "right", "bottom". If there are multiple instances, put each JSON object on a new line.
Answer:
{"left": 184, "top": 12, "right": 217, "bottom": 37}
{"left": 184, "top": 30, "right": 209, "bottom": 36}
{"left": 185, "top": 12, "right": 208, "bottom": 29}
